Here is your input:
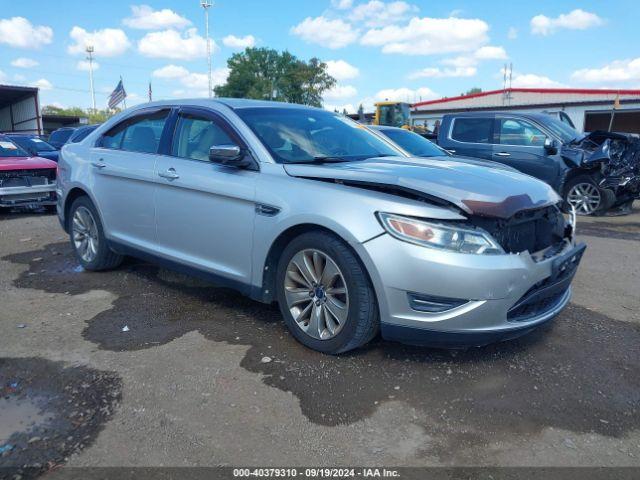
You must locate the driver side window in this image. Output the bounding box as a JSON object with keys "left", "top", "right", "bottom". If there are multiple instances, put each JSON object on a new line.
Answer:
{"left": 172, "top": 113, "right": 233, "bottom": 162}
{"left": 498, "top": 118, "right": 547, "bottom": 147}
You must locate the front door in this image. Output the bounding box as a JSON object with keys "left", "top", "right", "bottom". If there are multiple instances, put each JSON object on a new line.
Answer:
{"left": 154, "top": 107, "right": 257, "bottom": 286}
{"left": 492, "top": 117, "right": 561, "bottom": 189}
{"left": 90, "top": 108, "right": 171, "bottom": 249}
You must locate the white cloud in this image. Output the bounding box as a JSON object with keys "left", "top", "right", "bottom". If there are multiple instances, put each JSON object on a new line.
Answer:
{"left": 222, "top": 34, "right": 256, "bottom": 49}
{"left": 331, "top": 0, "right": 353, "bottom": 10}
{"left": 153, "top": 64, "right": 190, "bottom": 79}
{"left": 474, "top": 45, "right": 507, "bottom": 60}
{"left": 571, "top": 58, "right": 640, "bottom": 84}
{"left": 508, "top": 27, "right": 518, "bottom": 39}
{"left": 325, "top": 60, "right": 359, "bottom": 80}
{"left": 0, "top": 70, "right": 7, "bottom": 83}
{"left": 68, "top": 26, "right": 131, "bottom": 57}
{"left": 0, "top": 17, "right": 53, "bottom": 49}
{"left": 531, "top": 9, "right": 603, "bottom": 36}
{"left": 510, "top": 72, "right": 565, "bottom": 88}
{"left": 350, "top": 1, "right": 418, "bottom": 28}
{"left": 11, "top": 57, "right": 39, "bottom": 68}
{"left": 324, "top": 85, "right": 358, "bottom": 100}
{"left": 152, "top": 64, "right": 228, "bottom": 97}
{"left": 123, "top": 5, "right": 191, "bottom": 30}
{"left": 324, "top": 103, "right": 356, "bottom": 114}
{"left": 76, "top": 60, "right": 100, "bottom": 71}
{"left": 375, "top": 87, "right": 438, "bottom": 102}
{"left": 291, "top": 16, "right": 358, "bottom": 49}
{"left": 31, "top": 78, "right": 53, "bottom": 90}
{"left": 409, "top": 66, "right": 477, "bottom": 79}
{"left": 361, "top": 17, "right": 489, "bottom": 55}
{"left": 138, "top": 28, "right": 216, "bottom": 60}
{"left": 416, "top": 45, "right": 505, "bottom": 77}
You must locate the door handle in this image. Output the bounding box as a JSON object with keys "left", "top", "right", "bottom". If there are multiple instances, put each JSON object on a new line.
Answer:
{"left": 494, "top": 152, "right": 511, "bottom": 157}
{"left": 91, "top": 161, "right": 107, "bottom": 169}
{"left": 158, "top": 168, "right": 179, "bottom": 180}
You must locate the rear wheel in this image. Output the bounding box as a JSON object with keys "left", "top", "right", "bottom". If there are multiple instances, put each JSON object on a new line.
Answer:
{"left": 565, "top": 175, "right": 604, "bottom": 216}
{"left": 68, "top": 196, "right": 123, "bottom": 271}
{"left": 276, "top": 231, "right": 378, "bottom": 354}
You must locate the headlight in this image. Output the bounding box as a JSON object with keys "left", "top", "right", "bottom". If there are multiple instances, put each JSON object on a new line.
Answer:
{"left": 377, "top": 212, "right": 504, "bottom": 255}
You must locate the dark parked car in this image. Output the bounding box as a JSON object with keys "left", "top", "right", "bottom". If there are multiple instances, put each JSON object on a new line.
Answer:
{"left": 5, "top": 133, "right": 59, "bottom": 162}
{"left": 67, "top": 124, "right": 100, "bottom": 144}
{"left": 370, "top": 125, "right": 518, "bottom": 172}
{"left": 48, "top": 127, "right": 76, "bottom": 149}
{"left": 436, "top": 112, "right": 640, "bottom": 215}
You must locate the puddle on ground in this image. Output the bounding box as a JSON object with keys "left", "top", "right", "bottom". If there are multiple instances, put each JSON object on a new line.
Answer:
{"left": 0, "top": 396, "right": 54, "bottom": 444}
{"left": 0, "top": 357, "right": 121, "bottom": 476}
{"left": 3, "top": 243, "right": 640, "bottom": 461}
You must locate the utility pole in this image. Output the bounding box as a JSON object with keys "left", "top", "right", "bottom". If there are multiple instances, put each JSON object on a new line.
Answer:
{"left": 86, "top": 45, "right": 96, "bottom": 112}
{"left": 201, "top": 1, "right": 213, "bottom": 98}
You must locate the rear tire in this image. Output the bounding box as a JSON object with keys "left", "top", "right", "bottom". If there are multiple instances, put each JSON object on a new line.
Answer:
{"left": 68, "top": 196, "right": 123, "bottom": 271}
{"left": 276, "top": 231, "right": 378, "bottom": 354}
{"left": 564, "top": 175, "right": 606, "bottom": 216}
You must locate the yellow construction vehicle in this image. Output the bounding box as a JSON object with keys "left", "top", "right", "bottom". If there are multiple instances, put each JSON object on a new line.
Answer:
{"left": 373, "top": 101, "right": 432, "bottom": 136}
{"left": 373, "top": 101, "right": 411, "bottom": 129}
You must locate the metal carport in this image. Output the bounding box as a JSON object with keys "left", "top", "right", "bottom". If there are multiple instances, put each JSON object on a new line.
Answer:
{"left": 0, "top": 84, "right": 42, "bottom": 135}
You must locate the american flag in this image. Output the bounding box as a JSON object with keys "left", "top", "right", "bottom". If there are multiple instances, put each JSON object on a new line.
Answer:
{"left": 108, "top": 79, "right": 127, "bottom": 109}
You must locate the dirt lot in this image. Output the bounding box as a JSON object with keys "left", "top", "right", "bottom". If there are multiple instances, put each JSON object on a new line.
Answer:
{"left": 1, "top": 205, "right": 639, "bottom": 475}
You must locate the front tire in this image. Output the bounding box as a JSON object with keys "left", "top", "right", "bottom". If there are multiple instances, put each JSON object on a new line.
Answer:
{"left": 565, "top": 175, "right": 605, "bottom": 216}
{"left": 276, "top": 231, "right": 378, "bottom": 354}
{"left": 68, "top": 196, "right": 123, "bottom": 271}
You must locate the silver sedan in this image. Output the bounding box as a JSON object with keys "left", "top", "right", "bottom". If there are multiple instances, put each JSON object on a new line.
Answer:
{"left": 56, "top": 99, "right": 585, "bottom": 353}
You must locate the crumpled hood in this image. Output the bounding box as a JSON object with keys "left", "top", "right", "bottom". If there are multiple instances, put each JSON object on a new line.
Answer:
{"left": 284, "top": 156, "right": 561, "bottom": 219}
{"left": 0, "top": 155, "right": 57, "bottom": 171}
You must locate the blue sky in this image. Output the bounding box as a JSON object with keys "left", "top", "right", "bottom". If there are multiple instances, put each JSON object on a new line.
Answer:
{"left": 1, "top": 0, "right": 638, "bottom": 113}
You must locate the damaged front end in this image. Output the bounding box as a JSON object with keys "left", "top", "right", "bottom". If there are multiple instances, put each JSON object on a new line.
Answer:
{"left": 569, "top": 131, "right": 640, "bottom": 209}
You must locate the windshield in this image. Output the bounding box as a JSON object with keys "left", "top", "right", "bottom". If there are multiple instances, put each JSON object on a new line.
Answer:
{"left": 11, "top": 135, "right": 57, "bottom": 153}
{"left": 379, "top": 128, "right": 446, "bottom": 157}
{"left": 542, "top": 115, "right": 580, "bottom": 143}
{"left": 0, "top": 136, "right": 30, "bottom": 157}
{"left": 236, "top": 107, "right": 399, "bottom": 163}
{"left": 70, "top": 125, "right": 98, "bottom": 143}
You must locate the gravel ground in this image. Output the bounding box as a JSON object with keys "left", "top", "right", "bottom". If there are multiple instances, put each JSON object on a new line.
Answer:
{"left": 0, "top": 204, "right": 639, "bottom": 477}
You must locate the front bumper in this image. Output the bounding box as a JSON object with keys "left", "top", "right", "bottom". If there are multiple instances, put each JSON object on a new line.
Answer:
{"left": 0, "top": 184, "right": 56, "bottom": 207}
{"left": 360, "top": 233, "right": 584, "bottom": 347}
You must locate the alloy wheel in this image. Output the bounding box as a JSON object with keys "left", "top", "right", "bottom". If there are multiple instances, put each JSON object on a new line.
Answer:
{"left": 284, "top": 249, "right": 349, "bottom": 340}
{"left": 72, "top": 206, "right": 99, "bottom": 263}
{"left": 567, "top": 182, "right": 602, "bottom": 215}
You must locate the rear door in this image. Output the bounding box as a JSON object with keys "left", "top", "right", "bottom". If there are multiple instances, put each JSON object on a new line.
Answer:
{"left": 154, "top": 107, "right": 257, "bottom": 286}
{"left": 492, "top": 116, "right": 560, "bottom": 188}
{"left": 445, "top": 115, "right": 495, "bottom": 160}
{"left": 91, "top": 108, "right": 172, "bottom": 249}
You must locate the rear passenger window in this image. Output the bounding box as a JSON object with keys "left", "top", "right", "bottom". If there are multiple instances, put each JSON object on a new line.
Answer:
{"left": 451, "top": 118, "right": 493, "bottom": 144}
{"left": 100, "top": 110, "right": 170, "bottom": 153}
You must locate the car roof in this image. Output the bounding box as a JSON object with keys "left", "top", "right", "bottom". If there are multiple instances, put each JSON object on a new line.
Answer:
{"left": 130, "top": 97, "right": 325, "bottom": 112}
{"left": 445, "top": 111, "right": 555, "bottom": 122}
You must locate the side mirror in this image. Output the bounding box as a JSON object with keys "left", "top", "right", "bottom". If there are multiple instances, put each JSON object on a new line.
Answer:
{"left": 544, "top": 138, "right": 558, "bottom": 155}
{"left": 209, "top": 144, "right": 252, "bottom": 168}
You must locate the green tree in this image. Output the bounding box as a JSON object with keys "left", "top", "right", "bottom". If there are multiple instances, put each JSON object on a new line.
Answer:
{"left": 462, "top": 87, "right": 482, "bottom": 96}
{"left": 41, "top": 105, "right": 118, "bottom": 124}
{"left": 214, "top": 47, "right": 336, "bottom": 107}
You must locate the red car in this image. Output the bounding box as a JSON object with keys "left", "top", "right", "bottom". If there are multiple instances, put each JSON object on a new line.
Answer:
{"left": 0, "top": 134, "right": 57, "bottom": 210}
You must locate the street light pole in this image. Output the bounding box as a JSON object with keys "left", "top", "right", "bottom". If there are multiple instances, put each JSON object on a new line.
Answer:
{"left": 86, "top": 45, "right": 97, "bottom": 112}
{"left": 201, "top": 1, "right": 213, "bottom": 98}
